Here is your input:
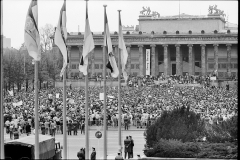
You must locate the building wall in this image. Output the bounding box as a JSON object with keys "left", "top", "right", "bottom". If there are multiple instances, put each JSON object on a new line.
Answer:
{"left": 139, "top": 18, "right": 225, "bottom": 34}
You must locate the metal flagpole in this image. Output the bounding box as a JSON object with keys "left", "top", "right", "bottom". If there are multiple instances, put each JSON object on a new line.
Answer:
{"left": 63, "top": 68, "right": 67, "bottom": 159}
{"left": 117, "top": 10, "right": 122, "bottom": 155}
{"left": 0, "top": 0, "right": 5, "bottom": 158}
{"left": 34, "top": 60, "right": 39, "bottom": 159}
{"left": 103, "top": 4, "right": 107, "bottom": 159}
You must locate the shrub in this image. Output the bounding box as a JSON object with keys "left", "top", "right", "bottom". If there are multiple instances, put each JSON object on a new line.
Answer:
{"left": 144, "top": 106, "right": 205, "bottom": 147}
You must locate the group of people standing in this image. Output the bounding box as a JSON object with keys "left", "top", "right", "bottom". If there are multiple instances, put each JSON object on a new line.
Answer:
{"left": 124, "top": 136, "right": 134, "bottom": 159}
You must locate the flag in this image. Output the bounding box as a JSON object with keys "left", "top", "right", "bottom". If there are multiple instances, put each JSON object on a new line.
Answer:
{"left": 24, "top": 0, "right": 41, "bottom": 61}
{"left": 79, "top": 3, "right": 95, "bottom": 75}
{"left": 54, "top": 0, "right": 68, "bottom": 77}
{"left": 105, "top": 13, "right": 119, "bottom": 78}
{"left": 118, "top": 12, "right": 128, "bottom": 81}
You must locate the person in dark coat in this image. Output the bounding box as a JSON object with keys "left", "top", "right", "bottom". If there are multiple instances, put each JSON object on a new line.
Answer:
{"left": 81, "top": 121, "right": 85, "bottom": 134}
{"left": 77, "top": 148, "right": 85, "bottom": 160}
{"left": 68, "top": 121, "right": 72, "bottom": 135}
{"left": 90, "top": 147, "right": 96, "bottom": 160}
{"left": 73, "top": 120, "right": 78, "bottom": 135}
{"left": 124, "top": 136, "right": 131, "bottom": 159}
{"left": 26, "top": 122, "right": 31, "bottom": 136}
{"left": 129, "top": 136, "right": 134, "bottom": 158}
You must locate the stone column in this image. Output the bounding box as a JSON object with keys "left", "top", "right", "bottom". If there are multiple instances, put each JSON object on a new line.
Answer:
{"left": 126, "top": 45, "right": 131, "bottom": 75}
{"left": 213, "top": 44, "right": 219, "bottom": 76}
{"left": 138, "top": 45, "right": 144, "bottom": 76}
{"left": 163, "top": 44, "right": 169, "bottom": 76}
{"left": 226, "top": 44, "right": 232, "bottom": 78}
{"left": 67, "top": 46, "right": 72, "bottom": 79}
{"left": 200, "top": 44, "right": 206, "bottom": 76}
{"left": 155, "top": 46, "right": 159, "bottom": 76}
{"left": 188, "top": 44, "right": 193, "bottom": 75}
{"left": 175, "top": 44, "right": 181, "bottom": 75}
{"left": 150, "top": 44, "right": 156, "bottom": 76}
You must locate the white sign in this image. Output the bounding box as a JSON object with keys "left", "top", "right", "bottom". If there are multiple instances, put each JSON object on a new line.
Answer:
{"left": 56, "top": 93, "right": 60, "bottom": 99}
{"left": 146, "top": 49, "right": 151, "bottom": 75}
{"left": 99, "top": 93, "right": 104, "bottom": 100}
{"left": 8, "top": 90, "right": 13, "bottom": 96}
{"left": 210, "top": 76, "right": 216, "bottom": 81}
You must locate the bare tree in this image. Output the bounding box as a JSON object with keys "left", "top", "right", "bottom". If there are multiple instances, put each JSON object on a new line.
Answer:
{"left": 39, "top": 24, "right": 54, "bottom": 52}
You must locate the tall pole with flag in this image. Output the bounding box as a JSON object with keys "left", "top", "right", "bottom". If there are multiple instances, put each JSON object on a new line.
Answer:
{"left": 117, "top": 10, "right": 122, "bottom": 154}
{"left": 24, "top": 0, "right": 41, "bottom": 159}
{"left": 0, "top": 0, "right": 4, "bottom": 158}
{"left": 54, "top": 0, "right": 68, "bottom": 159}
{"left": 103, "top": 5, "right": 107, "bottom": 159}
{"left": 118, "top": 10, "right": 128, "bottom": 154}
{"left": 79, "top": 0, "right": 95, "bottom": 159}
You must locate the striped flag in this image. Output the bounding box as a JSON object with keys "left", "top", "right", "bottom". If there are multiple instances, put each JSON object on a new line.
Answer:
{"left": 79, "top": 2, "right": 95, "bottom": 76}
{"left": 118, "top": 12, "right": 128, "bottom": 81}
{"left": 24, "top": 0, "right": 41, "bottom": 61}
{"left": 54, "top": 0, "right": 68, "bottom": 77}
{"left": 105, "top": 13, "right": 119, "bottom": 78}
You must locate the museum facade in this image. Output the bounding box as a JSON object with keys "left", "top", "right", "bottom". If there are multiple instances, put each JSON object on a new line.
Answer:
{"left": 53, "top": 13, "right": 238, "bottom": 79}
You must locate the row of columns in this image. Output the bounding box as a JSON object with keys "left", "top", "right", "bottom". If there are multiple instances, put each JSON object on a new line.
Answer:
{"left": 67, "top": 43, "right": 232, "bottom": 77}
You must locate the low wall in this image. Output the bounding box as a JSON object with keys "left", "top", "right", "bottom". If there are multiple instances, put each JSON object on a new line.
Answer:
{"left": 211, "top": 81, "right": 238, "bottom": 88}
{"left": 55, "top": 80, "right": 127, "bottom": 87}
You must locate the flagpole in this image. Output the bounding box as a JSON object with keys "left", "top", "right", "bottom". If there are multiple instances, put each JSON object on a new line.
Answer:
{"left": 0, "top": 0, "right": 5, "bottom": 158}
{"left": 34, "top": 60, "right": 39, "bottom": 159}
{"left": 103, "top": 4, "right": 107, "bottom": 160}
{"left": 63, "top": 69, "right": 67, "bottom": 159}
{"left": 85, "top": 1, "right": 90, "bottom": 159}
{"left": 117, "top": 10, "right": 122, "bottom": 155}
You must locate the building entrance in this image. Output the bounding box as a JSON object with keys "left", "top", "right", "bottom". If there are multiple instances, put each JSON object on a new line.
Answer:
{"left": 172, "top": 63, "right": 176, "bottom": 75}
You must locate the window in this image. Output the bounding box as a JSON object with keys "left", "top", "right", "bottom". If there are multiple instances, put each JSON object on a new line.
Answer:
{"left": 208, "top": 63, "right": 214, "bottom": 69}
{"left": 75, "top": 72, "right": 79, "bottom": 77}
{"left": 133, "top": 72, "right": 138, "bottom": 76}
{"left": 95, "top": 64, "right": 99, "bottom": 69}
{"left": 230, "top": 64, "right": 233, "bottom": 69}
{"left": 71, "top": 72, "right": 74, "bottom": 77}
{"left": 72, "top": 64, "right": 76, "bottom": 69}
{"left": 131, "top": 64, "right": 134, "bottom": 69}
{"left": 100, "top": 64, "right": 103, "bottom": 69}
{"left": 218, "top": 64, "right": 221, "bottom": 69}
{"left": 195, "top": 62, "right": 201, "bottom": 68}
{"left": 218, "top": 72, "right": 224, "bottom": 77}
{"left": 221, "top": 63, "right": 227, "bottom": 69}
{"left": 136, "top": 64, "right": 140, "bottom": 69}
{"left": 195, "top": 72, "right": 200, "bottom": 75}
{"left": 234, "top": 63, "right": 238, "bottom": 69}
{"left": 158, "top": 61, "right": 163, "bottom": 65}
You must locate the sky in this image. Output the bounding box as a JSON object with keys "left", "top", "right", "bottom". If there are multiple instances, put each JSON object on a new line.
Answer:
{"left": 2, "top": 0, "right": 238, "bottom": 49}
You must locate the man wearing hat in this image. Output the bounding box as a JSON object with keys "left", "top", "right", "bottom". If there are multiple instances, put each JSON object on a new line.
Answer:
{"left": 91, "top": 147, "right": 96, "bottom": 160}
{"left": 77, "top": 148, "right": 85, "bottom": 160}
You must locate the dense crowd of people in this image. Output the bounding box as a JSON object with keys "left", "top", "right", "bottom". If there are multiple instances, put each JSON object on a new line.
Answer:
{"left": 3, "top": 75, "right": 238, "bottom": 139}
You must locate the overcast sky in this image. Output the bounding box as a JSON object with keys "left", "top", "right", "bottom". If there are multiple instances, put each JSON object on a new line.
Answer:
{"left": 3, "top": 0, "right": 238, "bottom": 49}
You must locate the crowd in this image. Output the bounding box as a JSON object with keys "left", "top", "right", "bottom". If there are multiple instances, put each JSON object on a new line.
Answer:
{"left": 3, "top": 76, "right": 238, "bottom": 140}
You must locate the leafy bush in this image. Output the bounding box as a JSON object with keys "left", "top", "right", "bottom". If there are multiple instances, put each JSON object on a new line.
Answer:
{"left": 144, "top": 106, "right": 205, "bottom": 147}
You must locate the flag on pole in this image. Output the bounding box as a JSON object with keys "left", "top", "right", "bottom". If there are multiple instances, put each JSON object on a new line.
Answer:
{"left": 79, "top": 3, "right": 95, "bottom": 75}
{"left": 105, "top": 14, "right": 119, "bottom": 78}
{"left": 118, "top": 12, "right": 128, "bottom": 81}
{"left": 24, "top": 0, "right": 41, "bottom": 61}
{"left": 54, "top": 0, "right": 68, "bottom": 77}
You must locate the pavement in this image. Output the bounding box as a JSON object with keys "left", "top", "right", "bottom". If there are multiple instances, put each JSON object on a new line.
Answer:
{"left": 3, "top": 125, "right": 147, "bottom": 159}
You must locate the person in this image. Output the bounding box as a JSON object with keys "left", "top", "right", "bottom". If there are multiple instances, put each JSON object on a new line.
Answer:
{"left": 25, "top": 122, "right": 31, "bottom": 136}
{"left": 68, "top": 121, "right": 72, "bottom": 135}
{"left": 77, "top": 148, "right": 85, "bottom": 160}
{"left": 137, "top": 154, "right": 141, "bottom": 160}
{"left": 115, "top": 152, "right": 124, "bottom": 160}
{"left": 90, "top": 147, "right": 96, "bottom": 160}
{"left": 5, "top": 119, "right": 10, "bottom": 134}
{"left": 226, "top": 81, "right": 229, "bottom": 91}
{"left": 124, "top": 116, "right": 129, "bottom": 130}
{"left": 9, "top": 124, "right": 14, "bottom": 140}
{"left": 124, "top": 136, "right": 131, "bottom": 159}
{"left": 81, "top": 121, "right": 85, "bottom": 134}
{"left": 73, "top": 120, "right": 78, "bottom": 135}
{"left": 129, "top": 136, "right": 134, "bottom": 158}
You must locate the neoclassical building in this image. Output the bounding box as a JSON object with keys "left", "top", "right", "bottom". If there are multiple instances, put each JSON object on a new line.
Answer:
{"left": 53, "top": 13, "right": 238, "bottom": 79}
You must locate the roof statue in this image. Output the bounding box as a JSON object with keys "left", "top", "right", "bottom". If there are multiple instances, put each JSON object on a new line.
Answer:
{"left": 140, "top": 6, "right": 151, "bottom": 15}
{"left": 140, "top": 6, "right": 160, "bottom": 18}
{"left": 152, "top": 11, "right": 160, "bottom": 18}
{"left": 208, "top": 5, "right": 226, "bottom": 17}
